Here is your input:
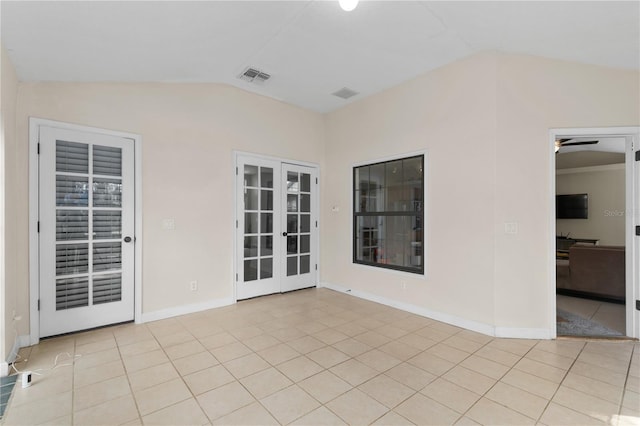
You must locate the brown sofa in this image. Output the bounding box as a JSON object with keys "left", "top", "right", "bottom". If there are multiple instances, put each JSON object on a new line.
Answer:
{"left": 556, "top": 245, "right": 625, "bottom": 302}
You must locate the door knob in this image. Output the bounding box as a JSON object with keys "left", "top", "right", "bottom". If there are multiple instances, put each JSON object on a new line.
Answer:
{"left": 282, "top": 232, "right": 288, "bottom": 237}
{"left": 124, "top": 236, "right": 132, "bottom": 243}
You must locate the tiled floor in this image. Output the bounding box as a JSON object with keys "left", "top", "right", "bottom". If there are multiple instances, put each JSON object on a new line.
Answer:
{"left": 557, "top": 295, "right": 626, "bottom": 335}
{"left": 2, "top": 288, "right": 639, "bottom": 425}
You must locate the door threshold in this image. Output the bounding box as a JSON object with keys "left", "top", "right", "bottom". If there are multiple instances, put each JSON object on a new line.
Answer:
{"left": 41, "top": 320, "right": 134, "bottom": 341}
{"left": 556, "top": 335, "right": 638, "bottom": 342}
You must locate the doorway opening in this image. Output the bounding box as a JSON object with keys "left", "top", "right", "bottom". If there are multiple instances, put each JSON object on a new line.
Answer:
{"left": 550, "top": 127, "right": 640, "bottom": 339}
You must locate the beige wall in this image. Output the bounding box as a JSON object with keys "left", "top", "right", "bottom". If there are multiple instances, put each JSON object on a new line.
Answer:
{"left": 556, "top": 166, "right": 625, "bottom": 246}
{"left": 324, "top": 52, "right": 640, "bottom": 334}
{"left": 493, "top": 54, "right": 638, "bottom": 330}
{"left": 323, "top": 53, "right": 499, "bottom": 326}
{"left": 5, "top": 51, "right": 639, "bottom": 344}
{"left": 2, "top": 44, "right": 20, "bottom": 360}
{"left": 13, "top": 83, "right": 325, "bottom": 324}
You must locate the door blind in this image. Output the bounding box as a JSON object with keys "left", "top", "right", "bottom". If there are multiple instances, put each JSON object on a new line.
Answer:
{"left": 54, "top": 140, "right": 124, "bottom": 311}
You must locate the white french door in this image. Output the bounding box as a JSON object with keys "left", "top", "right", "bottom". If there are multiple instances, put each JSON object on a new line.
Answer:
{"left": 38, "top": 126, "right": 135, "bottom": 337}
{"left": 236, "top": 155, "right": 318, "bottom": 300}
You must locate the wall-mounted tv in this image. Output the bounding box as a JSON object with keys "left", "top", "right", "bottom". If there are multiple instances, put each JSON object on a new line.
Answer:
{"left": 556, "top": 193, "right": 588, "bottom": 219}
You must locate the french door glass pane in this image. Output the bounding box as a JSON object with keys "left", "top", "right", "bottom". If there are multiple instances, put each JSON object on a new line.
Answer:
{"left": 287, "top": 215, "right": 297, "bottom": 233}
{"left": 56, "top": 210, "right": 88, "bottom": 240}
{"left": 56, "top": 176, "right": 88, "bottom": 206}
{"left": 300, "top": 255, "right": 310, "bottom": 274}
{"left": 56, "top": 277, "right": 89, "bottom": 310}
{"left": 245, "top": 189, "right": 259, "bottom": 210}
{"left": 287, "top": 172, "right": 299, "bottom": 191}
{"left": 243, "top": 165, "right": 275, "bottom": 283}
{"left": 93, "top": 145, "right": 122, "bottom": 176}
{"left": 245, "top": 212, "right": 258, "bottom": 234}
{"left": 287, "top": 195, "right": 297, "bottom": 212}
{"left": 56, "top": 244, "right": 88, "bottom": 275}
{"left": 301, "top": 174, "right": 311, "bottom": 192}
{"left": 287, "top": 256, "right": 297, "bottom": 276}
{"left": 93, "top": 273, "right": 122, "bottom": 304}
{"left": 244, "top": 165, "right": 259, "bottom": 187}
{"left": 260, "top": 236, "right": 273, "bottom": 256}
{"left": 300, "top": 215, "right": 310, "bottom": 233}
{"left": 93, "top": 211, "right": 122, "bottom": 239}
{"left": 261, "top": 168, "right": 273, "bottom": 188}
{"left": 260, "top": 258, "right": 273, "bottom": 279}
{"left": 244, "top": 236, "right": 258, "bottom": 257}
{"left": 300, "top": 194, "right": 310, "bottom": 212}
{"left": 287, "top": 236, "right": 297, "bottom": 255}
{"left": 261, "top": 213, "right": 273, "bottom": 233}
{"left": 93, "top": 242, "right": 122, "bottom": 272}
{"left": 261, "top": 190, "right": 273, "bottom": 210}
{"left": 93, "top": 178, "right": 122, "bottom": 207}
{"left": 300, "top": 235, "right": 310, "bottom": 254}
{"left": 244, "top": 259, "right": 258, "bottom": 281}
{"left": 56, "top": 141, "right": 88, "bottom": 173}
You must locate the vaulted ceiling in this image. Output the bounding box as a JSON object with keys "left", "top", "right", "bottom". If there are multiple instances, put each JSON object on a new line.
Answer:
{"left": 2, "top": 1, "right": 638, "bottom": 113}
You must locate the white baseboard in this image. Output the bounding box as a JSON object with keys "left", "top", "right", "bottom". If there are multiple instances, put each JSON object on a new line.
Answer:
{"left": 2, "top": 334, "right": 30, "bottom": 377}
{"left": 319, "top": 282, "right": 551, "bottom": 339}
{"left": 140, "top": 297, "right": 235, "bottom": 323}
{"left": 495, "top": 327, "right": 553, "bottom": 339}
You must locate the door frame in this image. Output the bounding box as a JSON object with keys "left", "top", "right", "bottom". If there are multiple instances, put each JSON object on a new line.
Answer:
{"left": 232, "top": 151, "right": 320, "bottom": 302}
{"left": 28, "top": 118, "right": 143, "bottom": 345}
{"left": 549, "top": 126, "right": 640, "bottom": 339}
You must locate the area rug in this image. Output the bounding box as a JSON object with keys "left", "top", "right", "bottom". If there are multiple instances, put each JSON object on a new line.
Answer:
{"left": 556, "top": 309, "right": 623, "bottom": 337}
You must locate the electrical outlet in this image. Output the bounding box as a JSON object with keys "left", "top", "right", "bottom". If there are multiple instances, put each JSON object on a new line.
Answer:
{"left": 190, "top": 281, "right": 198, "bottom": 292}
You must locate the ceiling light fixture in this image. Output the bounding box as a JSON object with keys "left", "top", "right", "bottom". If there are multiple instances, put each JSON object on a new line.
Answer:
{"left": 339, "top": 0, "right": 359, "bottom": 12}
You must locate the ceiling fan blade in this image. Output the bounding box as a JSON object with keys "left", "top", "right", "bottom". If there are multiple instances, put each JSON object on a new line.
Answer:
{"left": 560, "top": 140, "right": 598, "bottom": 146}
{"left": 557, "top": 138, "right": 572, "bottom": 143}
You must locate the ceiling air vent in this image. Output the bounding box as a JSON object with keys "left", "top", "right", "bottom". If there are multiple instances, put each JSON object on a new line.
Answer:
{"left": 238, "top": 67, "right": 271, "bottom": 84}
{"left": 332, "top": 87, "right": 359, "bottom": 100}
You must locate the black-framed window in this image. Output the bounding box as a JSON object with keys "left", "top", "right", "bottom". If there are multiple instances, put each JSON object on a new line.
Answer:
{"left": 353, "top": 155, "right": 424, "bottom": 274}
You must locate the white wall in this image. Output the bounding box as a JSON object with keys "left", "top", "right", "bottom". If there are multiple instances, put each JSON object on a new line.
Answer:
{"left": 2, "top": 43, "right": 20, "bottom": 362}
{"left": 556, "top": 165, "right": 625, "bottom": 246}
{"left": 13, "top": 82, "right": 325, "bottom": 325}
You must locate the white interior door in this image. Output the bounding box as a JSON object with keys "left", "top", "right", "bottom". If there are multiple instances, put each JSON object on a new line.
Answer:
{"left": 281, "top": 163, "right": 318, "bottom": 293}
{"left": 39, "top": 126, "right": 135, "bottom": 337}
{"left": 236, "top": 155, "right": 318, "bottom": 300}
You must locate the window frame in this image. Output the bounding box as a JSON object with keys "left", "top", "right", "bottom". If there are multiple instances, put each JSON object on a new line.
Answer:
{"left": 352, "top": 153, "right": 425, "bottom": 275}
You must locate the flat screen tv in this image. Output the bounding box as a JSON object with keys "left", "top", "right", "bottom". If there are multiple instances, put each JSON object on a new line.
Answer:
{"left": 556, "top": 193, "right": 588, "bottom": 219}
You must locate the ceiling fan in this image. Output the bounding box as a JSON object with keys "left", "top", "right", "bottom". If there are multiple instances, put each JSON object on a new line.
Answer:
{"left": 555, "top": 138, "right": 598, "bottom": 153}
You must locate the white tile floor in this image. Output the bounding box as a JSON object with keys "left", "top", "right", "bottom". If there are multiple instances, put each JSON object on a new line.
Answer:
{"left": 557, "top": 295, "right": 626, "bottom": 335}
{"left": 2, "top": 288, "right": 639, "bottom": 425}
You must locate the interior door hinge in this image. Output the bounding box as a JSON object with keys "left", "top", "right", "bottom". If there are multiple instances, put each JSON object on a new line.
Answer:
{"left": 315, "top": 264, "right": 318, "bottom": 271}
{"left": 636, "top": 226, "right": 640, "bottom": 236}
{"left": 236, "top": 220, "right": 238, "bottom": 228}
{"left": 636, "top": 300, "right": 640, "bottom": 311}
{"left": 316, "top": 177, "right": 318, "bottom": 184}
{"left": 37, "top": 143, "right": 40, "bottom": 155}
{"left": 236, "top": 273, "right": 238, "bottom": 282}
{"left": 236, "top": 166, "right": 238, "bottom": 175}
{"left": 315, "top": 221, "right": 318, "bottom": 228}
{"left": 37, "top": 299, "right": 40, "bottom": 311}
{"left": 37, "top": 221, "right": 40, "bottom": 233}
{"left": 636, "top": 150, "right": 640, "bottom": 161}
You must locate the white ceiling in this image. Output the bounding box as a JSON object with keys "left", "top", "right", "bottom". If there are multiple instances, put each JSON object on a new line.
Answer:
{"left": 1, "top": 1, "right": 638, "bottom": 113}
